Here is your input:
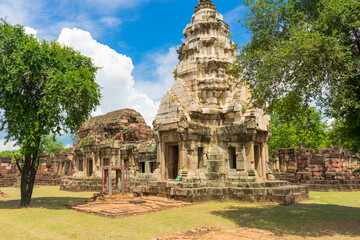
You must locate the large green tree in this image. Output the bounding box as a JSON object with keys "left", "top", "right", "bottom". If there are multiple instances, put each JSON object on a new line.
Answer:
{"left": 269, "top": 106, "right": 327, "bottom": 154}
{"left": 0, "top": 20, "right": 101, "bottom": 207}
{"left": 229, "top": 0, "right": 360, "bottom": 143}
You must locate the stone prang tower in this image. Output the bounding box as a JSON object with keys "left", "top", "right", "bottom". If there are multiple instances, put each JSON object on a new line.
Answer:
{"left": 153, "top": 0, "right": 272, "bottom": 185}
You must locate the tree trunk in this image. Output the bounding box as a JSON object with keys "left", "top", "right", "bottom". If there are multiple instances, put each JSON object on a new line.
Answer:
{"left": 20, "top": 155, "right": 37, "bottom": 207}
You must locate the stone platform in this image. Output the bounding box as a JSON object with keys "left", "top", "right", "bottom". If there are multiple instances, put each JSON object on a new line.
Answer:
{"left": 274, "top": 172, "right": 360, "bottom": 191}
{"left": 133, "top": 180, "right": 309, "bottom": 205}
{"left": 60, "top": 178, "right": 103, "bottom": 192}
{"left": 65, "top": 195, "right": 191, "bottom": 218}
{"left": 153, "top": 226, "right": 275, "bottom": 240}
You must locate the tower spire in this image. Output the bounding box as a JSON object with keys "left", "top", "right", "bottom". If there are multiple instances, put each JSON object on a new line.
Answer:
{"left": 194, "top": 0, "right": 217, "bottom": 13}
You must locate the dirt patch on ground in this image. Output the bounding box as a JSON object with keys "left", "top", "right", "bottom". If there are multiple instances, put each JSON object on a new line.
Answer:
{"left": 153, "top": 226, "right": 276, "bottom": 240}
{"left": 65, "top": 194, "right": 191, "bottom": 218}
{"left": 0, "top": 189, "right": 8, "bottom": 198}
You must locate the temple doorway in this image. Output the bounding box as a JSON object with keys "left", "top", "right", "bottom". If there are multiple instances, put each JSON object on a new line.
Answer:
{"left": 87, "top": 159, "right": 93, "bottom": 177}
{"left": 166, "top": 145, "right": 179, "bottom": 179}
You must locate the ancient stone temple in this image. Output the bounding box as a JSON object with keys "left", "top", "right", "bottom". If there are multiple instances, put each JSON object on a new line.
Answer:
{"left": 270, "top": 147, "right": 360, "bottom": 191}
{"left": 132, "top": 0, "right": 309, "bottom": 204}
{"left": 153, "top": 0, "right": 270, "bottom": 184}
{"left": 60, "top": 109, "right": 157, "bottom": 191}
{"left": 61, "top": 0, "right": 310, "bottom": 204}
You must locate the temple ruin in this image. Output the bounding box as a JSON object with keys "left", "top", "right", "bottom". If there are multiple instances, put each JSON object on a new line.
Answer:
{"left": 60, "top": 109, "right": 157, "bottom": 191}
{"left": 270, "top": 147, "right": 360, "bottom": 191}
{"left": 58, "top": 0, "right": 312, "bottom": 204}
{"left": 0, "top": 151, "right": 73, "bottom": 188}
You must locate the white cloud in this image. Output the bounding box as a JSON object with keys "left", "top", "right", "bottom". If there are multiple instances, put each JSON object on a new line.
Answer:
{"left": 24, "top": 26, "right": 38, "bottom": 37}
{"left": 57, "top": 28, "right": 159, "bottom": 126}
{"left": 224, "top": 6, "right": 245, "bottom": 25}
{"left": 134, "top": 47, "right": 178, "bottom": 101}
{"left": 0, "top": 140, "right": 19, "bottom": 152}
{"left": 100, "top": 17, "right": 122, "bottom": 27}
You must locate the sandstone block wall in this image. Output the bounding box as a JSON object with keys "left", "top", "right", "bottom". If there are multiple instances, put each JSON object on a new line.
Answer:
{"left": 270, "top": 147, "right": 360, "bottom": 191}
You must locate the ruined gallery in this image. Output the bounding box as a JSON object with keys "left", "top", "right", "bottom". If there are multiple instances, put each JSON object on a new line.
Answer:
{"left": 59, "top": 0, "right": 310, "bottom": 204}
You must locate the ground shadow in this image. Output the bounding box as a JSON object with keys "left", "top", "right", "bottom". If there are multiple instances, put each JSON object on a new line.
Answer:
{"left": 0, "top": 197, "right": 89, "bottom": 210}
{"left": 211, "top": 203, "right": 360, "bottom": 238}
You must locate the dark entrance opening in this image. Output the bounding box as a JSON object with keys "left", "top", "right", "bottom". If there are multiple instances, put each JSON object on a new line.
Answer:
{"left": 198, "top": 147, "right": 204, "bottom": 169}
{"left": 103, "top": 158, "right": 110, "bottom": 167}
{"left": 87, "top": 159, "right": 93, "bottom": 177}
{"left": 79, "top": 159, "right": 84, "bottom": 171}
{"left": 139, "top": 162, "right": 145, "bottom": 173}
{"left": 167, "top": 145, "right": 179, "bottom": 179}
{"left": 229, "top": 147, "right": 237, "bottom": 169}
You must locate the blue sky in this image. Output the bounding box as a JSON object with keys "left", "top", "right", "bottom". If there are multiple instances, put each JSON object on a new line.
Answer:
{"left": 0, "top": 0, "right": 251, "bottom": 150}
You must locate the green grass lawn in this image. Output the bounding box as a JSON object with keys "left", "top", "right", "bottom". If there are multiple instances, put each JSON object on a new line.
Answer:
{"left": 0, "top": 187, "right": 359, "bottom": 240}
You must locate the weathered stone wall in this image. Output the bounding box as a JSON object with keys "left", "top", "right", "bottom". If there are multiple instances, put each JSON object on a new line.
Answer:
{"left": 0, "top": 157, "right": 18, "bottom": 187}
{"left": 270, "top": 147, "right": 360, "bottom": 191}
{"left": 0, "top": 152, "right": 74, "bottom": 187}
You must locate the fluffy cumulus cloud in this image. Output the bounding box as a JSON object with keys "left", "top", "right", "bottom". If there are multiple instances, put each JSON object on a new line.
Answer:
{"left": 57, "top": 28, "right": 159, "bottom": 125}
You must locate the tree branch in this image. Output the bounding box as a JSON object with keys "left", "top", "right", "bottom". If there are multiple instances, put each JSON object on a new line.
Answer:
{"left": 15, "top": 157, "right": 23, "bottom": 174}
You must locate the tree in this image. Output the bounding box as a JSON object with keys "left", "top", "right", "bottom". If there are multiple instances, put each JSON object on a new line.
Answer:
{"left": 269, "top": 106, "right": 327, "bottom": 154}
{"left": 0, "top": 20, "right": 101, "bottom": 207}
{"left": 229, "top": 0, "right": 360, "bottom": 144}
{"left": 40, "top": 135, "right": 68, "bottom": 156}
{"left": 0, "top": 150, "right": 16, "bottom": 158}
{"left": 325, "top": 119, "right": 360, "bottom": 154}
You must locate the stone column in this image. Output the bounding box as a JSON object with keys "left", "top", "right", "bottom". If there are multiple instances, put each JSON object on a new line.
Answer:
{"left": 246, "top": 141, "right": 255, "bottom": 168}
{"left": 261, "top": 143, "right": 267, "bottom": 180}
{"left": 160, "top": 141, "right": 166, "bottom": 180}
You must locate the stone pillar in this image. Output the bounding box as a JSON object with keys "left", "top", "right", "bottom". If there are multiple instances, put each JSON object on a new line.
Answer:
{"left": 261, "top": 143, "right": 267, "bottom": 180}
{"left": 237, "top": 145, "right": 246, "bottom": 171}
{"left": 246, "top": 141, "right": 254, "bottom": 167}
{"left": 160, "top": 141, "right": 166, "bottom": 180}
{"left": 108, "top": 167, "right": 112, "bottom": 197}
{"left": 145, "top": 162, "right": 150, "bottom": 173}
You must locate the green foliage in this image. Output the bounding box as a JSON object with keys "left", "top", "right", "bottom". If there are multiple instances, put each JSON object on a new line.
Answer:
{"left": 269, "top": 106, "right": 327, "bottom": 154}
{"left": 40, "top": 135, "right": 66, "bottom": 156}
{"left": 0, "top": 150, "right": 15, "bottom": 158}
{"left": 121, "top": 126, "right": 128, "bottom": 132}
{"left": 230, "top": 0, "right": 360, "bottom": 144}
{"left": 80, "top": 136, "right": 92, "bottom": 144}
{"left": 0, "top": 19, "right": 101, "bottom": 206}
{"left": 324, "top": 119, "right": 360, "bottom": 153}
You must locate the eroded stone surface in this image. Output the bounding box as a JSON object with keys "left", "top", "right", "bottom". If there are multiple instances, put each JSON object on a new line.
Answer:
{"left": 66, "top": 195, "right": 191, "bottom": 218}
{"left": 61, "top": 109, "right": 158, "bottom": 192}
{"left": 153, "top": 226, "right": 275, "bottom": 240}
{"left": 270, "top": 147, "right": 360, "bottom": 191}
